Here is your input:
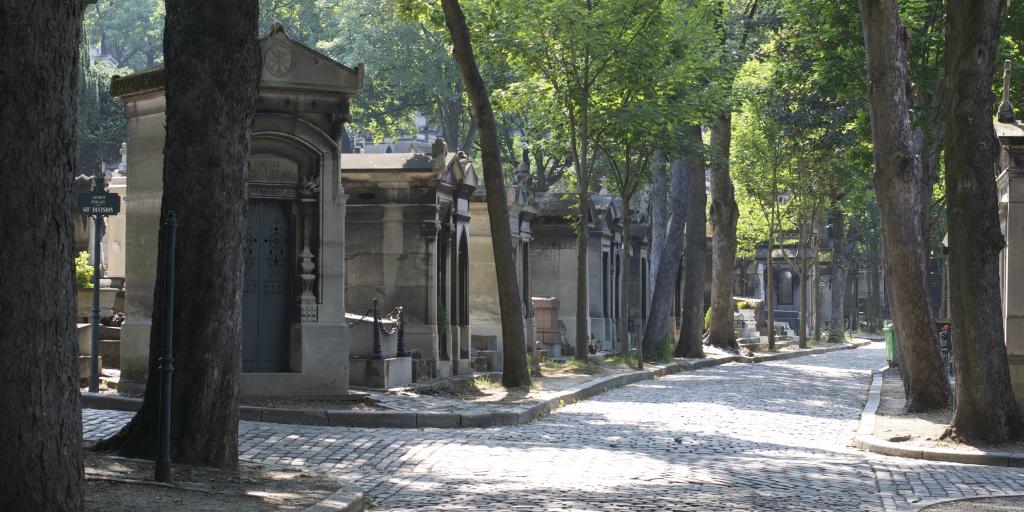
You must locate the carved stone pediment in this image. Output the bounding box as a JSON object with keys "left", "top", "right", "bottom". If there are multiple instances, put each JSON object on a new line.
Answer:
{"left": 260, "top": 21, "right": 363, "bottom": 96}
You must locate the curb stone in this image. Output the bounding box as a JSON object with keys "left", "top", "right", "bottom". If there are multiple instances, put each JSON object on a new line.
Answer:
{"left": 854, "top": 368, "right": 1024, "bottom": 466}
{"left": 82, "top": 341, "right": 870, "bottom": 429}
{"left": 304, "top": 487, "right": 364, "bottom": 512}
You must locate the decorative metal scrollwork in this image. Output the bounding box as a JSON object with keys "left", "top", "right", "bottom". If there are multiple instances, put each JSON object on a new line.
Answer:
{"left": 265, "top": 219, "right": 287, "bottom": 272}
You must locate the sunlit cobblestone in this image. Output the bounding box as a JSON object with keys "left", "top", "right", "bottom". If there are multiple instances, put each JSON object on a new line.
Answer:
{"left": 84, "top": 344, "right": 1024, "bottom": 511}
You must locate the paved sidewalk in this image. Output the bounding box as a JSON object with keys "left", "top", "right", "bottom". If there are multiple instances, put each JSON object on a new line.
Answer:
{"left": 84, "top": 343, "right": 1024, "bottom": 511}
{"left": 84, "top": 343, "right": 866, "bottom": 429}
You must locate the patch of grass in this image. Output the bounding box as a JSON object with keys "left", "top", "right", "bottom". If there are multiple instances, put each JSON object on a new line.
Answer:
{"left": 648, "top": 336, "right": 678, "bottom": 363}
{"left": 473, "top": 375, "right": 504, "bottom": 391}
{"left": 543, "top": 358, "right": 589, "bottom": 370}
{"left": 602, "top": 353, "right": 636, "bottom": 368}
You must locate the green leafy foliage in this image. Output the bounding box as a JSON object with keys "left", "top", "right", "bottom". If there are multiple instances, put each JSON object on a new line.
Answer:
{"left": 83, "top": 0, "right": 164, "bottom": 70}
{"left": 77, "top": 57, "right": 128, "bottom": 174}
{"left": 75, "top": 251, "right": 95, "bottom": 289}
{"left": 319, "top": 0, "right": 469, "bottom": 146}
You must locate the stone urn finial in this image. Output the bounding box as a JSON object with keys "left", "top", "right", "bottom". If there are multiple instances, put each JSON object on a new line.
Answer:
{"left": 999, "top": 60, "right": 1015, "bottom": 123}
{"left": 431, "top": 138, "right": 448, "bottom": 158}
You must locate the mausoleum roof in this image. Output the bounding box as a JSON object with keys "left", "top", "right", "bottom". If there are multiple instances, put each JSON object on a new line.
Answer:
{"left": 534, "top": 192, "right": 604, "bottom": 224}
{"left": 995, "top": 118, "right": 1024, "bottom": 139}
{"left": 111, "top": 22, "right": 363, "bottom": 101}
{"left": 341, "top": 151, "right": 478, "bottom": 191}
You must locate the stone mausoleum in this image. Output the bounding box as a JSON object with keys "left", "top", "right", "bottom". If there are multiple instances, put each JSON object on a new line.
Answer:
{"left": 530, "top": 191, "right": 625, "bottom": 355}
{"left": 995, "top": 68, "right": 1024, "bottom": 407}
{"left": 467, "top": 156, "right": 536, "bottom": 371}
{"left": 114, "top": 23, "right": 362, "bottom": 397}
{"left": 342, "top": 139, "right": 479, "bottom": 381}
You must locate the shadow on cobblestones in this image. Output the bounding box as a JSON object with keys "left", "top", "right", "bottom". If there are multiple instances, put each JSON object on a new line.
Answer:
{"left": 84, "top": 344, "right": 1024, "bottom": 511}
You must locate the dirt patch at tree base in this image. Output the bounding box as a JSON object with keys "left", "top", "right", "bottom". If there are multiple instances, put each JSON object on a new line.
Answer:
{"left": 239, "top": 395, "right": 384, "bottom": 411}
{"left": 875, "top": 370, "right": 1024, "bottom": 454}
{"left": 84, "top": 444, "right": 344, "bottom": 511}
{"left": 413, "top": 357, "right": 636, "bottom": 404}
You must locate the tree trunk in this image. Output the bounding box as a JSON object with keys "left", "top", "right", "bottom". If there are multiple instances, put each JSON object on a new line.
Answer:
{"left": 575, "top": 189, "right": 592, "bottom": 359}
{"left": 858, "top": 0, "right": 951, "bottom": 411}
{"left": 851, "top": 259, "right": 860, "bottom": 332}
{"left": 617, "top": 194, "right": 632, "bottom": 358}
{"left": 440, "top": 96, "right": 462, "bottom": 153}
{"left": 766, "top": 241, "right": 776, "bottom": 350}
{"left": 829, "top": 212, "right": 857, "bottom": 334}
{"left": 706, "top": 112, "right": 739, "bottom": 351}
{"left": 461, "top": 113, "right": 477, "bottom": 155}
{"left": 96, "top": 0, "right": 260, "bottom": 467}
{"left": 798, "top": 261, "right": 809, "bottom": 349}
{"left": 0, "top": 2, "right": 85, "bottom": 509}
{"left": 811, "top": 258, "right": 820, "bottom": 341}
{"left": 867, "top": 241, "right": 881, "bottom": 330}
{"left": 942, "top": 0, "right": 1022, "bottom": 443}
{"left": 441, "top": 0, "right": 530, "bottom": 386}
{"left": 642, "top": 156, "right": 688, "bottom": 360}
{"left": 649, "top": 156, "right": 668, "bottom": 294}
{"left": 676, "top": 125, "right": 707, "bottom": 359}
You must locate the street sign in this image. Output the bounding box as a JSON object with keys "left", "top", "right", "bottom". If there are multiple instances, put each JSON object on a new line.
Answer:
{"left": 76, "top": 191, "right": 120, "bottom": 215}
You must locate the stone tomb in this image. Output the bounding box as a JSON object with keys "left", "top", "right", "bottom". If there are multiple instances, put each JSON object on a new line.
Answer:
{"left": 530, "top": 191, "right": 623, "bottom": 354}
{"left": 342, "top": 139, "right": 478, "bottom": 381}
{"left": 113, "top": 23, "right": 362, "bottom": 397}
{"left": 995, "top": 103, "right": 1024, "bottom": 408}
{"left": 467, "top": 168, "right": 537, "bottom": 371}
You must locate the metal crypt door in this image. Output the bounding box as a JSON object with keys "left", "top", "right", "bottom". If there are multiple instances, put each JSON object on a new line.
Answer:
{"left": 242, "top": 199, "right": 292, "bottom": 372}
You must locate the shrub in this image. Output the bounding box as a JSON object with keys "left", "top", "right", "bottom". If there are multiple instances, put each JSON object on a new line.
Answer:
{"left": 822, "top": 328, "right": 845, "bottom": 344}
{"left": 75, "top": 251, "right": 94, "bottom": 289}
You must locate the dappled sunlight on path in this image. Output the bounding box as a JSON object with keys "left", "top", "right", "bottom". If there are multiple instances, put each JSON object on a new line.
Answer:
{"left": 84, "top": 342, "right": 1024, "bottom": 511}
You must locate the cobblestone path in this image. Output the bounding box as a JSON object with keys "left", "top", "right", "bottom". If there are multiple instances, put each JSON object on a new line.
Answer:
{"left": 83, "top": 344, "right": 1024, "bottom": 511}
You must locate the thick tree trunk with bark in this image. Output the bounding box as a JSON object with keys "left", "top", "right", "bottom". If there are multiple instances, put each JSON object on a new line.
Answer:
{"left": 676, "top": 125, "right": 708, "bottom": 359}
{"left": 642, "top": 156, "right": 688, "bottom": 360}
{"left": 441, "top": 0, "right": 530, "bottom": 386}
{"left": 830, "top": 213, "right": 859, "bottom": 335}
{"left": 858, "top": 0, "right": 951, "bottom": 411}
{"left": 95, "top": 0, "right": 260, "bottom": 467}
{"left": 942, "top": 0, "right": 1022, "bottom": 443}
{"left": 0, "top": 2, "right": 85, "bottom": 509}
{"left": 706, "top": 112, "right": 739, "bottom": 351}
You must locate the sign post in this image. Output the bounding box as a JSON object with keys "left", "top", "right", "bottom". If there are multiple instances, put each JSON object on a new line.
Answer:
{"left": 76, "top": 175, "right": 120, "bottom": 393}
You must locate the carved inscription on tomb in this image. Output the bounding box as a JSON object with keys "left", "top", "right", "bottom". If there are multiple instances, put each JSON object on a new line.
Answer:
{"left": 250, "top": 157, "right": 298, "bottom": 184}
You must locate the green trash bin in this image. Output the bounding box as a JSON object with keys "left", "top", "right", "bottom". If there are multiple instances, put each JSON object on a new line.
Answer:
{"left": 883, "top": 325, "right": 898, "bottom": 368}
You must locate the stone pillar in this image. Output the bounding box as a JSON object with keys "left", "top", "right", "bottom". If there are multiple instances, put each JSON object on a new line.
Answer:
{"left": 522, "top": 238, "right": 536, "bottom": 354}
{"left": 105, "top": 176, "right": 128, "bottom": 280}
{"left": 995, "top": 62, "right": 1024, "bottom": 406}
{"left": 997, "top": 123, "right": 1024, "bottom": 407}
